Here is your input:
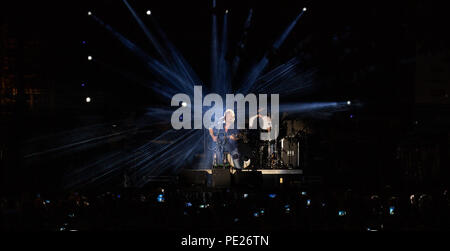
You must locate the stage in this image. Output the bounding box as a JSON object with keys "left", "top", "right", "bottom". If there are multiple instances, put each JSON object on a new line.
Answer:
{"left": 178, "top": 168, "right": 319, "bottom": 188}
{"left": 186, "top": 169, "right": 303, "bottom": 175}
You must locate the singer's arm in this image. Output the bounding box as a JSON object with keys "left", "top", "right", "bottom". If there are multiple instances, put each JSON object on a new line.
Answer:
{"left": 209, "top": 128, "right": 217, "bottom": 142}
{"left": 229, "top": 134, "right": 238, "bottom": 141}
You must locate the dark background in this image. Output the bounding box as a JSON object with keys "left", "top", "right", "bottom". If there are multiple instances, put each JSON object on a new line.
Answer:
{"left": 1, "top": 0, "right": 448, "bottom": 194}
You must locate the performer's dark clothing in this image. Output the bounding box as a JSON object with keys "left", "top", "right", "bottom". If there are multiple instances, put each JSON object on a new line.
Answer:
{"left": 213, "top": 128, "right": 242, "bottom": 169}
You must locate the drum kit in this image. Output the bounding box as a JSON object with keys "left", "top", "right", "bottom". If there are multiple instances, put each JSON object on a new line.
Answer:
{"left": 213, "top": 120, "right": 307, "bottom": 170}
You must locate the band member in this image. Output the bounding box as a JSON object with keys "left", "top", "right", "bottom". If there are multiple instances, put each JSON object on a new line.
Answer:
{"left": 249, "top": 108, "right": 272, "bottom": 138}
{"left": 249, "top": 108, "right": 276, "bottom": 168}
{"left": 209, "top": 109, "right": 242, "bottom": 169}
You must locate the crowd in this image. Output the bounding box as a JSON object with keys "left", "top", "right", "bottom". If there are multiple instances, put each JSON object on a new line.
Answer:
{"left": 1, "top": 185, "right": 449, "bottom": 231}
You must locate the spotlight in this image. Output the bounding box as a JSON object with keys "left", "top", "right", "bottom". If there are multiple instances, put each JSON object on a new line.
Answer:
{"left": 225, "top": 10, "right": 229, "bottom": 14}
{"left": 85, "top": 97, "right": 91, "bottom": 103}
{"left": 88, "top": 11, "right": 92, "bottom": 16}
{"left": 303, "top": 7, "right": 307, "bottom": 11}
{"left": 88, "top": 56, "right": 93, "bottom": 61}
{"left": 347, "top": 100, "right": 351, "bottom": 105}
{"left": 146, "top": 10, "right": 151, "bottom": 15}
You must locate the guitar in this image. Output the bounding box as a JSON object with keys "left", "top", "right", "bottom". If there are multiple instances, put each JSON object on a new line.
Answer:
{"left": 208, "top": 127, "right": 234, "bottom": 151}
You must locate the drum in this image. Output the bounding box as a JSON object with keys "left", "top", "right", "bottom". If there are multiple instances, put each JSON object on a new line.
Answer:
{"left": 280, "top": 137, "right": 300, "bottom": 168}
{"left": 226, "top": 152, "right": 251, "bottom": 169}
{"left": 239, "top": 140, "right": 254, "bottom": 168}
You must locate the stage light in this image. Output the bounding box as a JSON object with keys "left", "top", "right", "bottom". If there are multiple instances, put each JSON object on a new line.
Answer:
{"left": 88, "top": 11, "right": 92, "bottom": 16}
{"left": 81, "top": 82, "right": 85, "bottom": 87}
{"left": 225, "top": 10, "right": 229, "bottom": 14}
{"left": 88, "top": 55, "right": 93, "bottom": 61}
{"left": 303, "top": 7, "right": 307, "bottom": 11}
{"left": 85, "top": 97, "right": 91, "bottom": 103}
{"left": 146, "top": 10, "right": 151, "bottom": 15}
{"left": 347, "top": 100, "right": 351, "bottom": 105}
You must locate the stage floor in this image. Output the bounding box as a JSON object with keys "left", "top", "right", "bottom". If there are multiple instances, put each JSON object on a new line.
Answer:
{"left": 186, "top": 169, "right": 303, "bottom": 175}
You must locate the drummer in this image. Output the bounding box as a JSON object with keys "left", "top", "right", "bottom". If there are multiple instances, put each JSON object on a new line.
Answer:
{"left": 249, "top": 108, "right": 273, "bottom": 139}
{"left": 249, "top": 108, "right": 276, "bottom": 160}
